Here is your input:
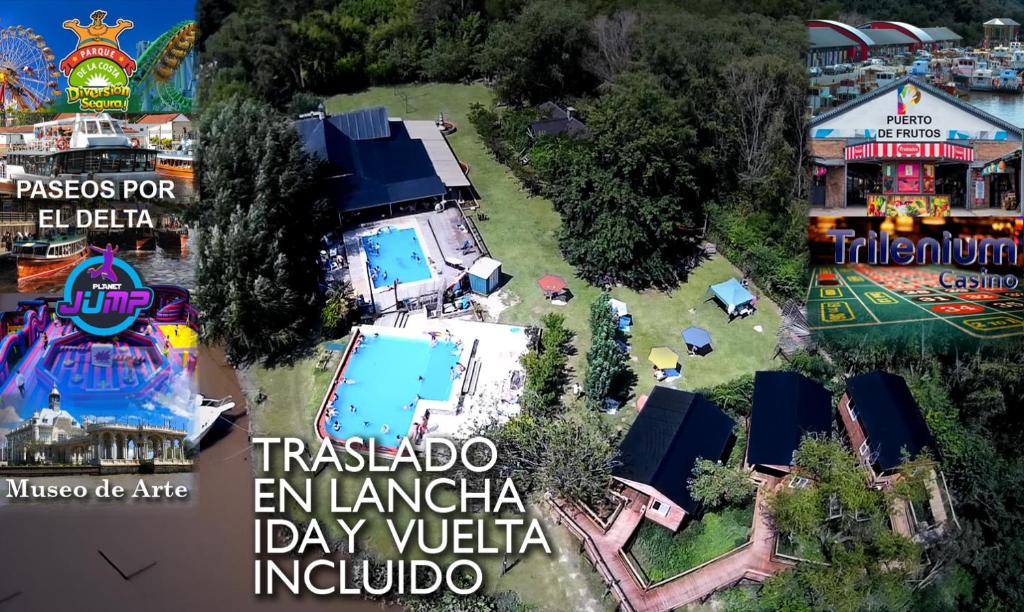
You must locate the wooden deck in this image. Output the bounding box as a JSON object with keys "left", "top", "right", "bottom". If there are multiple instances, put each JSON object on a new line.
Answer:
{"left": 554, "top": 477, "right": 793, "bottom": 612}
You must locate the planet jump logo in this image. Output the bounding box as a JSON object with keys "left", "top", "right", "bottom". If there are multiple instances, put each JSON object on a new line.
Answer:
{"left": 60, "top": 10, "right": 136, "bottom": 112}
{"left": 57, "top": 245, "right": 154, "bottom": 336}
{"left": 896, "top": 84, "right": 922, "bottom": 116}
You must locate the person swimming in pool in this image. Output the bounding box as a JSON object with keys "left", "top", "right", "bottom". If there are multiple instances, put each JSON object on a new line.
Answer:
{"left": 87, "top": 244, "right": 120, "bottom": 282}
{"left": 363, "top": 420, "right": 370, "bottom": 428}
{"left": 381, "top": 424, "right": 390, "bottom": 434}
{"left": 350, "top": 404, "right": 356, "bottom": 413}
{"left": 332, "top": 421, "right": 341, "bottom": 432}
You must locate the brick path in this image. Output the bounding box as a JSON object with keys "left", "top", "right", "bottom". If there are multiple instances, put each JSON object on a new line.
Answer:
{"left": 555, "top": 476, "right": 793, "bottom": 612}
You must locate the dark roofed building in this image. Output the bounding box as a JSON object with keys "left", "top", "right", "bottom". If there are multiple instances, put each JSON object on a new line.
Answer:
{"left": 839, "top": 371, "right": 937, "bottom": 485}
{"left": 808, "top": 27, "right": 861, "bottom": 67}
{"left": 920, "top": 27, "right": 962, "bottom": 49}
{"left": 746, "top": 371, "right": 832, "bottom": 474}
{"left": 528, "top": 102, "right": 588, "bottom": 139}
{"left": 613, "top": 387, "right": 735, "bottom": 531}
{"left": 296, "top": 109, "right": 446, "bottom": 214}
{"left": 860, "top": 27, "right": 917, "bottom": 56}
{"left": 984, "top": 18, "right": 1020, "bottom": 45}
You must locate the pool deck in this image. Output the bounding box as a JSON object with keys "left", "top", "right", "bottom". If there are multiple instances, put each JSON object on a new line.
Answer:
{"left": 315, "top": 316, "right": 529, "bottom": 453}
{"left": 341, "top": 208, "right": 484, "bottom": 313}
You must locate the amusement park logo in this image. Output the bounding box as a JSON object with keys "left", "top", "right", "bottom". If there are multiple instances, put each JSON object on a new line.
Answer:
{"left": 896, "top": 84, "right": 922, "bottom": 115}
{"left": 60, "top": 10, "right": 136, "bottom": 112}
{"left": 56, "top": 245, "right": 153, "bottom": 336}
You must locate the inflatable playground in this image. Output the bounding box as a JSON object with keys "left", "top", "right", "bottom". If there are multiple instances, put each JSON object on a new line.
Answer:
{"left": 0, "top": 285, "right": 199, "bottom": 427}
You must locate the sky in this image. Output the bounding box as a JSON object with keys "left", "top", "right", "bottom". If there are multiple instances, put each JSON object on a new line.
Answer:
{"left": 0, "top": 0, "right": 194, "bottom": 62}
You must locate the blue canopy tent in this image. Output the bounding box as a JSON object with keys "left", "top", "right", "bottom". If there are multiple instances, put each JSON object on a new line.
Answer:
{"left": 682, "top": 326, "right": 713, "bottom": 356}
{"left": 707, "top": 278, "right": 756, "bottom": 318}
{"left": 609, "top": 298, "right": 632, "bottom": 333}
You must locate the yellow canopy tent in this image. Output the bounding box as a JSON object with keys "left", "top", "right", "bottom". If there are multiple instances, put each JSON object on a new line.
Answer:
{"left": 648, "top": 346, "right": 679, "bottom": 370}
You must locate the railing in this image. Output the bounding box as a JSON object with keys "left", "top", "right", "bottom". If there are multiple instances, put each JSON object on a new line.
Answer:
{"left": 455, "top": 199, "right": 491, "bottom": 258}
{"left": 0, "top": 212, "right": 36, "bottom": 223}
{"left": 547, "top": 495, "right": 637, "bottom": 612}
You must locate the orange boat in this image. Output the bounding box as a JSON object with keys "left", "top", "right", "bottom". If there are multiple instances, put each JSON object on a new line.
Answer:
{"left": 135, "top": 234, "right": 157, "bottom": 251}
{"left": 14, "top": 234, "right": 89, "bottom": 286}
{"left": 156, "top": 153, "right": 194, "bottom": 182}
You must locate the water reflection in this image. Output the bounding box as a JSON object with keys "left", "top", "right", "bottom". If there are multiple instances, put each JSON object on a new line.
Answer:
{"left": 0, "top": 233, "right": 196, "bottom": 293}
{"left": 967, "top": 92, "right": 1024, "bottom": 128}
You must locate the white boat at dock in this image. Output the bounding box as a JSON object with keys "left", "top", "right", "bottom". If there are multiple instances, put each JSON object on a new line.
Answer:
{"left": 186, "top": 394, "right": 237, "bottom": 447}
{"left": 969, "top": 67, "right": 1022, "bottom": 92}
{"left": 0, "top": 113, "right": 158, "bottom": 195}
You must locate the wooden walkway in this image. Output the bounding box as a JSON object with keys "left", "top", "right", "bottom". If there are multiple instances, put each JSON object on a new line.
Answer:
{"left": 555, "top": 477, "right": 793, "bottom": 612}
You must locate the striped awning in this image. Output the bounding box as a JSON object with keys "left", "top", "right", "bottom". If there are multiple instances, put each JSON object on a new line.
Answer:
{"left": 845, "top": 142, "right": 974, "bottom": 161}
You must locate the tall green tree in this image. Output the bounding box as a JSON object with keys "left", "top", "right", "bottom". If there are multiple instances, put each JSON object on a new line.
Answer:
{"left": 763, "top": 437, "right": 923, "bottom": 611}
{"left": 544, "top": 71, "right": 700, "bottom": 287}
{"left": 197, "top": 97, "right": 328, "bottom": 366}
{"left": 584, "top": 293, "right": 626, "bottom": 408}
{"left": 689, "top": 459, "right": 754, "bottom": 510}
{"left": 539, "top": 403, "right": 619, "bottom": 504}
{"left": 477, "top": 0, "right": 594, "bottom": 103}
{"left": 520, "top": 313, "right": 572, "bottom": 417}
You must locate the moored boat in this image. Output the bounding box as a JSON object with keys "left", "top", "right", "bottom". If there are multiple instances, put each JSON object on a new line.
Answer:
{"left": 952, "top": 56, "right": 976, "bottom": 81}
{"left": 993, "top": 68, "right": 1022, "bottom": 92}
{"left": 971, "top": 67, "right": 1022, "bottom": 92}
{"left": 156, "top": 152, "right": 195, "bottom": 182}
{"left": 135, "top": 232, "right": 157, "bottom": 251}
{"left": 13, "top": 233, "right": 89, "bottom": 286}
{"left": 186, "top": 394, "right": 236, "bottom": 448}
{"left": 0, "top": 113, "right": 158, "bottom": 194}
{"left": 156, "top": 227, "right": 189, "bottom": 252}
{"left": 969, "top": 68, "right": 996, "bottom": 91}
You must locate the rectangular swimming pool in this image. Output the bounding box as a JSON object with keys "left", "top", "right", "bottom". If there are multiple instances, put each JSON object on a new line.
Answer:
{"left": 361, "top": 226, "right": 432, "bottom": 288}
{"left": 324, "top": 333, "right": 462, "bottom": 446}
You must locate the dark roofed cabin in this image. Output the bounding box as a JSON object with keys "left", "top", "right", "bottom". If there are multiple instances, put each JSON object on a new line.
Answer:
{"left": 838, "top": 371, "right": 937, "bottom": 486}
{"left": 528, "top": 102, "right": 589, "bottom": 139}
{"left": 295, "top": 107, "right": 446, "bottom": 219}
{"left": 746, "top": 371, "right": 833, "bottom": 476}
{"left": 612, "top": 387, "right": 735, "bottom": 531}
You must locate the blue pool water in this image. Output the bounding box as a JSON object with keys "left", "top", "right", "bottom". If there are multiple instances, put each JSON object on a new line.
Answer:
{"left": 326, "top": 334, "right": 462, "bottom": 445}
{"left": 361, "top": 227, "right": 432, "bottom": 288}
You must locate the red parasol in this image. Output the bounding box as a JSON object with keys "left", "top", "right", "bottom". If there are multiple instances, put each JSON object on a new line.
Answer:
{"left": 537, "top": 274, "right": 568, "bottom": 293}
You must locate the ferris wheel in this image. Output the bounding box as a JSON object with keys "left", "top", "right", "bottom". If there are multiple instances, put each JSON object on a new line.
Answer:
{"left": 0, "top": 26, "right": 60, "bottom": 113}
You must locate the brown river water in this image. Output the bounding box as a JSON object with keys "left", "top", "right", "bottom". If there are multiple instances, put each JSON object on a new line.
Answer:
{"left": 0, "top": 344, "right": 385, "bottom": 612}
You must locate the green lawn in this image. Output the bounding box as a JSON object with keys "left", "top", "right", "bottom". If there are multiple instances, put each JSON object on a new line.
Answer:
{"left": 627, "top": 503, "right": 755, "bottom": 583}
{"left": 327, "top": 84, "right": 783, "bottom": 434}
{"left": 246, "top": 349, "right": 614, "bottom": 611}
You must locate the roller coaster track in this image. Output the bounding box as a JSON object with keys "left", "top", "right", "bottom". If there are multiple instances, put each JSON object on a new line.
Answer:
{"left": 128, "top": 21, "right": 196, "bottom": 113}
